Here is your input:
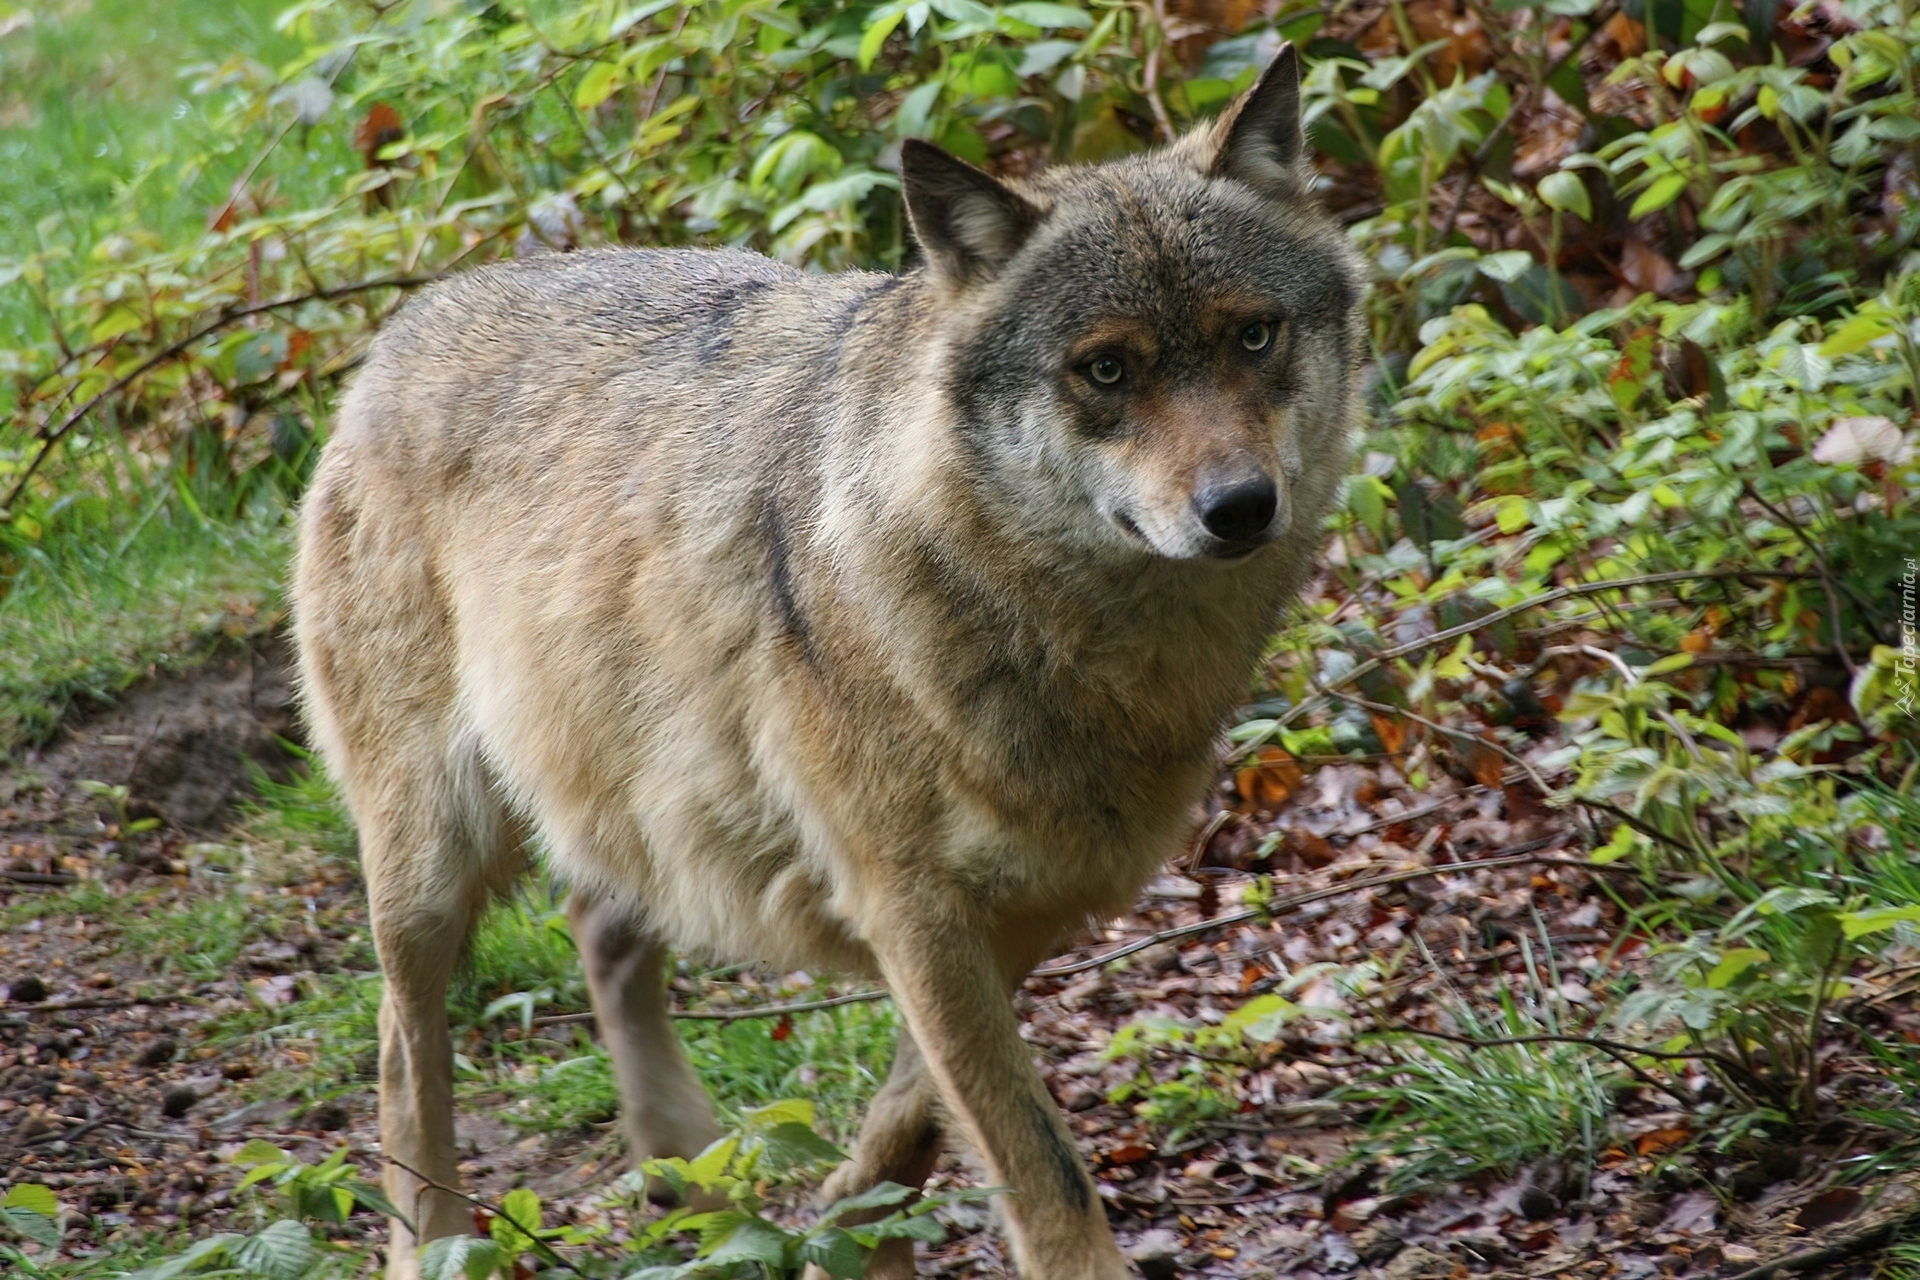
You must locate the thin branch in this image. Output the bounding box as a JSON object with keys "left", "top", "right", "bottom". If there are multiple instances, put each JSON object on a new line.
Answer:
{"left": 1326, "top": 690, "right": 1558, "bottom": 798}
{"left": 1740, "top": 480, "right": 1868, "bottom": 671}
{"left": 383, "top": 1157, "right": 584, "bottom": 1275}
{"left": 534, "top": 987, "right": 890, "bottom": 1028}
{"left": 0, "top": 869, "right": 77, "bottom": 885}
{"left": 1390, "top": 1026, "right": 1755, "bottom": 1082}
{"left": 1435, "top": 0, "right": 1620, "bottom": 244}
{"left": 1720, "top": 1202, "right": 1920, "bottom": 1280}
{"left": 1238, "top": 568, "right": 1814, "bottom": 761}
{"left": 537, "top": 844, "right": 1621, "bottom": 1028}
{"left": 2, "top": 274, "right": 443, "bottom": 514}
{"left": 1028, "top": 838, "right": 1611, "bottom": 980}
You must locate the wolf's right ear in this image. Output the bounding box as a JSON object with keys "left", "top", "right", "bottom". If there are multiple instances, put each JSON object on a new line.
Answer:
{"left": 901, "top": 139, "right": 1042, "bottom": 286}
{"left": 1206, "top": 43, "right": 1308, "bottom": 199}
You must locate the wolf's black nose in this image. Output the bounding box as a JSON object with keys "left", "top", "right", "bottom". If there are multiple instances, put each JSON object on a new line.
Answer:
{"left": 1195, "top": 475, "right": 1278, "bottom": 544}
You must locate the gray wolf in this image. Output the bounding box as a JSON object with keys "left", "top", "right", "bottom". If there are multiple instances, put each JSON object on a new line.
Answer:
{"left": 292, "top": 45, "right": 1362, "bottom": 1279}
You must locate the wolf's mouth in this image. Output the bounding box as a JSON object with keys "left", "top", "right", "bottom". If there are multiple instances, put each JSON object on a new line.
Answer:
{"left": 1112, "top": 510, "right": 1150, "bottom": 547}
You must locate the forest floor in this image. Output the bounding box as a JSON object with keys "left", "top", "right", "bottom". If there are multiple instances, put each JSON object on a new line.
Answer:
{"left": 5, "top": 624, "right": 1915, "bottom": 1279}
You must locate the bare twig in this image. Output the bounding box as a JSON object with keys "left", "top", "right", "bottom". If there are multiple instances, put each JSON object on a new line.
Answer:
{"left": 0, "top": 869, "right": 77, "bottom": 885}
{"left": 1326, "top": 690, "right": 1558, "bottom": 798}
{"left": 1237, "top": 568, "right": 1814, "bottom": 761}
{"left": 2, "top": 274, "right": 443, "bottom": 514}
{"left": 1719, "top": 1199, "right": 1920, "bottom": 1280}
{"left": 1740, "top": 481, "right": 1866, "bottom": 673}
{"left": 535, "top": 987, "right": 891, "bottom": 1028}
{"left": 1141, "top": 0, "right": 1178, "bottom": 143}
{"left": 1434, "top": 0, "right": 1620, "bottom": 244}
{"left": 1390, "top": 1026, "right": 1755, "bottom": 1084}
{"left": 383, "top": 1157, "right": 582, "bottom": 1274}
{"left": 537, "top": 844, "right": 1618, "bottom": 1028}
{"left": 16, "top": 993, "right": 197, "bottom": 1013}
{"left": 1028, "top": 838, "right": 1607, "bottom": 980}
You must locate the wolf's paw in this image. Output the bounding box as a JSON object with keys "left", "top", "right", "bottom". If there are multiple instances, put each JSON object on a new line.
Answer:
{"left": 817, "top": 1156, "right": 865, "bottom": 1207}
{"left": 799, "top": 1237, "right": 915, "bottom": 1280}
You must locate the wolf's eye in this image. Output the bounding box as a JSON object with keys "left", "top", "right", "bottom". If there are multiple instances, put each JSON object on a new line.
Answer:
{"left": 1088, "top": 356, "right": 1125, "bottom": 386}
{"left": 1241, "top": 321, "right": 1273, "bottom": 352}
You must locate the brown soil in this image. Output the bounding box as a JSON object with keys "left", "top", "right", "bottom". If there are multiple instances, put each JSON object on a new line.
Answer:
{"left": 6, "top": 634, "right": 299, "bottom": 842}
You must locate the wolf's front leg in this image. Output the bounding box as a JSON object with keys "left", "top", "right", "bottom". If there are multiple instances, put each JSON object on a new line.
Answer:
{"left": 869, "top": 921, "right": 1131, "bottom": 1279}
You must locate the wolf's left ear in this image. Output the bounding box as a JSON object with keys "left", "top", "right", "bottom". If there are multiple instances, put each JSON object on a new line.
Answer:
{"left": 1206, "top": 43, "right": 1307, "bottom": 198}
{"left": 901, "top": 138, "right": 1043, "bottom": 286}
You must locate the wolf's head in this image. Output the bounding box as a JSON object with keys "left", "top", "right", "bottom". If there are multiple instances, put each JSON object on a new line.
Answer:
{"left": 903, "top": 47, "right": 1364, "bottom": 563}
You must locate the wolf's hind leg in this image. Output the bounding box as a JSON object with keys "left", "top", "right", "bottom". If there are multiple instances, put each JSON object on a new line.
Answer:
{"left": 358, "top": 768, "right": 523, "bottom": 1280}
{"left": 568, "top": 892, "right": 721, "bottom": 1177}
{"left": 806, "top": 1030, "right": 944, "bottom": 1280}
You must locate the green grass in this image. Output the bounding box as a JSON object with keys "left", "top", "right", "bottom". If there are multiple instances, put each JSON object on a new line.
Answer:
{"left": 0, "top": 505, "right": 289, "bottom": 752}
{"left": 214, "top": 775, "right": 895, "bottom": 1133}
{"left": 480, "top": 1003, "right": 899, "bottom": 1145}
{"left": 0, "top": 0, "right": 310, "bottom": 355}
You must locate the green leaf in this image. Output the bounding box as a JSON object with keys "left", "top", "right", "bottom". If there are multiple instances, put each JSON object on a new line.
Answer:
{"left": 1000, "top": 2, "right": 1093, "bottom": 28}
{"left": 125, "top": 1233, "right": 246, "bottom": 1279}
{"left": 235, "top": 1163, "right": 287, "bottom": 1193}
{"left": 1347, "top": 473, "right": 1392, "bottom": 539}
{"left": 1818, "top": 310, "right": 1896, "bottom": 358}
{"left": 870, "top": 1211, "right": 947, "bottom": 1242}
{"left": 823, "top": 1181, "right": 915, "bottom": 1220}
{"left": 743, "top": 1099, "right": 816, "bottom": 1130}
{"left": 3, "top": 1186, "right": 57, "bottom": 1218}
{"left": 499, "top": 1187, "right": 541, "bottom": 1233}
{"left": 0, "top": 1241, "right": 43, "bottom": 1273}
{"left": 1589, "top": 823, "right": 1638, "bottom": 866}
{"left": 1629, "top": 172, "right": 1688, "bottom": 218}
{"left": 1, "top": 1206, "right": 61, "bottom": 1248}
{"left": 800, "top": 1227, "right": 869, "bottom": 1279}
{"left": 1838, "top": 906, "right": 1920, "bottom": 940}
{"left": 859, "top": 8, "right": 906, "bottom": 70}
{"left": 346, "top": 1179, "right": 409, "bottom": 1226}
{"left": 685, "top": 1135, "right": 739, "bottom": 1188}
{"left": 1769, "top": 342, "right": 1831, "bottom": 391}
{"left": 231, "top": 1219, "right": 319, "bottom": 1280}
{"left": 1640, "top": 653, "right": 1695, "bottom": 678}
{"left": 1536, "top": 170, "right": 1591, "bottom": 221}
{"left": 1221, "top": 993, "right": 1297, "bottom": 1041}
{"left": 1476, "top": 250, "right": 1536, "bottom": 283}
{"left": 756, "top": 1121, "right": 847, "bottom": 1170}
{"left": 1705, "top": 947, "right": 1769, "bottom": 988}
{"left": 417, "top": 1234, "right": 509, "bottom": 1280}
{"left": 707, "top": 1216, "right": 796, "bottom": 1265}
{"left": 573, "top": 60, "right": 625, "bottom": 111}
{"left": 1677, "top": 232, "right": 1730, "bottom": 270}
{"left": 89, "top": 305, "right": 147, "bottom": 344}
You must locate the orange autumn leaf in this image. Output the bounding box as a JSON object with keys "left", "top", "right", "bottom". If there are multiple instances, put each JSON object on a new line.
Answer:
{"left": 1466, "top": 740, "right": 1506, "bottom": 791}
{"left": 1235, "top": 746, "right": 1302, "bottom": 811}
{"left": 354, "top": 102, "right": 405, "bottom": 167}
{"left": 1369, "top": 712, "right": 1408, "bottom": 756}
{"left": 1635, "top": 1127, "right": 1690, "bottom": 1156}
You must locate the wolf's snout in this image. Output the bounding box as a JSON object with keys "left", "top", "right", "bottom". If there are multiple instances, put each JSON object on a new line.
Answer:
{"left": 1193, "top": 471, "right": 1278, "bottom": 545}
